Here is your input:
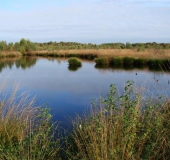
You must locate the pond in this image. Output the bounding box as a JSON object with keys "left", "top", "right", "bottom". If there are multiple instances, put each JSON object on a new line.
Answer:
{"left": 0, "top": 57, "right": 170, "bottom": 127}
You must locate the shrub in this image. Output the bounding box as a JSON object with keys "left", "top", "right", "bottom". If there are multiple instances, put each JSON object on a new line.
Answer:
{"left": 110, "top": 57, "right": 124, "bottom": 66}
{"left": 137, "top": 46, "right": 145, "bottom": 52}
{"left": 0, "top": 83, "right": 61, "bottom": 160}
{"left": 67, "top": 81, "right": 170, "bottom": 159}
{"left": 68, "top": 58, "right": 82, "bottom": 67}
{"left": 148, "top": 59, "right": 164, "bottom": 68}
{"left": 134, "top": 58, "right": 147, "bottom": 66}
{"left": 123, "top": 57, "right": 135, "bottom": 66}
{"left": 94, "top": 58, "right": 109, "bottom": 66}
{"left": 68, "top": 53, "right": 79, "bottom": 58}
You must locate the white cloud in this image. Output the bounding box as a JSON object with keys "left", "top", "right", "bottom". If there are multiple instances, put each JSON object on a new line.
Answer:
{"left": 0, "top": 0, "right": 170, "bottom": 43}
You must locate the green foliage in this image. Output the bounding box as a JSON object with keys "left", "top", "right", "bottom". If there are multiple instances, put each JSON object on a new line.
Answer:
{"left": 0, "top": 41, "right": 7, "bottom": 51}
{"left": 94, "top": 57, "right": 109, "bottom": 66}
{"left": 68, "top": 58, "right": 82, "bottom": 67}
{"left": 137, "top": 44, "right": 146, "bottom": 52}
{"left": 110, "top": 57, "right": 124, "bottom": 66}
{"left": 68, "top": 53, "right": 79, "bottom": 58}
{"left": 19, "top": 38, "right": 36, "bottom": 54}
{"left": 123, "top": 57, "right": 135, "bottom": 65}
{"left": 148, "top": 59, "right": 165, "bottom": 68}
{"left": 126, "top": 42, "right": 132, "bottom": 49}
{"left": 134, "top": 58, "right": 147, "bottom": 66}
{"left": 0, "top": 85, "right": 61, "bottom": 160}
{"left": 66, "top": 81, "right": 170, "bottom": 159}
{"left": 0, "top": 39, "right": 170, "bottom": 53}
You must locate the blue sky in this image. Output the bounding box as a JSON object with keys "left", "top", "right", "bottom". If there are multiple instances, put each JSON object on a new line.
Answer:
{"left": 0, "top": 0, "right": 170, "bottom": 43}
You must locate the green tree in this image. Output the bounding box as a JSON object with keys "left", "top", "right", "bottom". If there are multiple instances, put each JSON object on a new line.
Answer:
{"left": 126, "top": 42, "right": 132, "bottom": 49}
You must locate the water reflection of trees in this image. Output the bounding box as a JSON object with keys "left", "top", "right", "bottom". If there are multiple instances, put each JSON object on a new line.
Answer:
{"left": 15, "top": 57, "right": 37, "bottom": 69}
{"left": 0, "top": 57, "right": 37, "bottom": 72}
{"left": 0, "top": 58, "right": 18, "bottom": 72}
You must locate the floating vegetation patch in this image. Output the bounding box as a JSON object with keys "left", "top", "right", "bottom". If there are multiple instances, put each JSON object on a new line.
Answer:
{"left": 68, "top": 57, "right": 82, "bottom": 67}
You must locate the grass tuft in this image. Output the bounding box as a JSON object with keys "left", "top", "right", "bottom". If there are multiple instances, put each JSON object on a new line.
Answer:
{"left": 68, "top": 57, "right": 82, "bottom": 67}
{"left": 123, "top": 57, "right": 135, "bottom": 66}
{"left": 0, "top": 82, "right": 61, "bottom": 160}
{"left": 66, "top": 81, "right": 170, "bottom": 159}
{"left": 94, "top": 57, "right": 109, "bottom": 66}
{"left": 110, "top": 57, "right": 124, "bottom": 66}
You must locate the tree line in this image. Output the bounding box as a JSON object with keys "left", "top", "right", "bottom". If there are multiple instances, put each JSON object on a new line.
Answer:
{"left": 0, "top": 39, "right": 170, "bottom": 53}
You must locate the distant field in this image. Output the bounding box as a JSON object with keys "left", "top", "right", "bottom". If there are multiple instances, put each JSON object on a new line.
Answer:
{"left": 1, "top": 49, "right": 170, "bottom": 59}
{"left": 30, "top": 49, "right": 170, "bottom": 59}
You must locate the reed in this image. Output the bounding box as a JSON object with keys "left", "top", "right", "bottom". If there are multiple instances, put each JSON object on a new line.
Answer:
{"left": 31, "top": 49, "right": 170, "bottom": 59}
{"left": 0, "top": 82, "right": 61, "bottom": 160}
{"left": 68, "top": 53, "right": 79, "bottom": 58}
{"left": 123, "top": 57, "right": 135, "bottom": 66}
{"left": 110, "top": 57, "right": 124, "bottom": 66}
{"left": 66, "top": 81, "right": 170, "bottom": 159}
{"left": 134, "top": 58, "right": 147, "bottom": 66}
{"left": 94, "top": 57, "right": 109, "bottom": 66}
{"left": 68, "top": 57, "right": 82, "bottom": 67}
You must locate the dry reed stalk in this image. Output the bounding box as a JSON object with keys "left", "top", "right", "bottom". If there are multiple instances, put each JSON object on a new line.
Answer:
{"left": 68, "top": 82, "right": 170, "bottom": 160}
{"left": 31, "top": 49, "right": 170, "bottom": 59}
{"left": 0, "top": 51, "right": 21, "bottom": 57}
{"left": 0, "top": 80, "right": 61, "bottom": 159}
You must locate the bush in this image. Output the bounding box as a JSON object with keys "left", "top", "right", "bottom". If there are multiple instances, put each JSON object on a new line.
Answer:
{"left": 148, "top": 59, "right": 164, "bottom": 68}
{"left": 68, "top": 58, "right": 82, "bottom": 67}
{"left": 68, "top": 53, "right": 79, "bottom": 58}
{"left": 110, "top": 57, "right": 124, "bottom": 66}
{"left": 67, "top": 81, "right": 170, "bottom": 159}
{"left": 0, "top": 83, "right": 61, "bottom": 159}
{"left": 134, "top": 58, "right": 147, "bottom": 66}
{"left": 123, "top": 57, "right": 135, "bottom": 66}
{"left": 94, "top": 58, "right": 109, "bottom": 66}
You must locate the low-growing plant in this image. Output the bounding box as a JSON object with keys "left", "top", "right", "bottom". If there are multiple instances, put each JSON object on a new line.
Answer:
{"left": 123, "top": 57, "right": 135, "bottom": 66}
{"left": 66, "top": 81, "right": 170, "bottom": 160}
{"left": 110, "top": 57, "right": 124, "bottom": 66}
{"left": 148, "top": 59, "right": 164, "bottom": 68}
{"left": 68, "top": 53, "right": 79, "bottom": 58}
{"left": 134, "top": 58, "right": 147, "bottom": 66}
{"left": 94, "top": 57, "right": 109, "bottom": 66}
{"left": 68, "top": 57, "right": 82, "bottom": 67}
{"left": 0, "top": 83, "right": 61, "bottom": 160}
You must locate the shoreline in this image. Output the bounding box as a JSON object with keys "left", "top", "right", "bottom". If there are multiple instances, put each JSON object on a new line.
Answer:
{"left": 1, "top": 49, "right": 170, "bottom": 59}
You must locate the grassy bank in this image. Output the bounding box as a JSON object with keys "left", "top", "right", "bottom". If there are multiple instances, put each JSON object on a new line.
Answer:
{"left": 28, "top": 48, "right": 170, "bottom": 60}
{"left": 66, "top": 81, "right": 170, "bottom": 160}
{"left": 0, "top": 51, "right": 21, "bottom": 58}
{"left": 94, "top": 57, "right": 170, "bottom": 70}
{"left": 0, "top": 83, "right": 61, "bottom": 160}
{"left": 1, "top": 81, "right": 170, "bottom": 159}
{"left": 1, "top": 49, "right": 170, "bottom": 70}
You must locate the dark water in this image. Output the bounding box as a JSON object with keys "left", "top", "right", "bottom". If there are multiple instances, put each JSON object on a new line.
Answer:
{"left": 1, "top": 57, "right": 170, "bottom": 126}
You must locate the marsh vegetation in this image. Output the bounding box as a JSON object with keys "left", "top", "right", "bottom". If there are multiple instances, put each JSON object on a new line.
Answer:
{"left": 1, "top": 81, "right": 170, "bottom": 159}
{"left": 0, "top": 39, "right": 170, "bottom": 61}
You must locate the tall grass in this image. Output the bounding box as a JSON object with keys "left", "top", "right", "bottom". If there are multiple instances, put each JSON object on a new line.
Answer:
{"left": 67, "top": 81, "right": 170, "bottom": 160}
{"left": 94, "top": 57, "right": 109, "bottom": 66}
{"left": 1, "top": 80, "right": 170, "bottom": 159}
{"left": 32, "top": 49, "right": 170, "bottom": 59}
{"left": 0, "top": 82, "right": 61, "bottom": 160}
{"left": 68, "top": 57, "right": 82, "bottom": 67}
{"left": 110, "top": 57, "right": 124, "bottom": 66}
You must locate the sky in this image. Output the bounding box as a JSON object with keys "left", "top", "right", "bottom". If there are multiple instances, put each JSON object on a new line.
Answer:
{"left": 0, "top": 0, "right": 170, "bottom": 43}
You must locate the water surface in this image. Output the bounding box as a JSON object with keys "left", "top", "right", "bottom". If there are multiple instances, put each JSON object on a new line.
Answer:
{"left": 0, "top": 57, "right": 170, "bottom": 126}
